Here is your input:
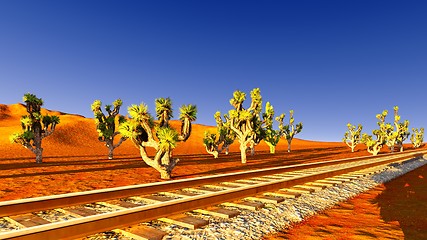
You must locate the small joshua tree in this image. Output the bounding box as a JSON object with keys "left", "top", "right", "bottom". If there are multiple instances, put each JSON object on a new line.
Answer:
{"left": 203, "top": 111, "right": 235, "bottom": 158}
{"left": 119, "top": 98, "right": 197, "bottom": 179}
{"left": 277, "top": 110, "right": 303, "bottom": 152}
{"left": 91, "top": 99, "right": 127, "bottom": 159}
{"left": 391, "top": 106, "right": 410, "bottom": 152}
{"left": 226, "top": 88, "right": 262, "bottom": 163}
{"left": 262, "top": 102, "right": 281, "bottom": 153}
{"left": 361, "top": 110, "right": 391, "bottom": 156}
{"left": 343, "top": 123, "right": 363, "bottom": 152}
{"left": 411, "top": 127, "right": 424, "bottom": 148}
{"left": 10, "top": 93, "right": 60, "bottom": 163}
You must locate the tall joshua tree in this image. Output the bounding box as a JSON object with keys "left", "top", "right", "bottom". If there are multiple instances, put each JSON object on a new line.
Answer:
{"left": 203, "top": 111, "right": 235, "bottom": 158}
{"left": 119, "top": 98, "right": 197, "bottom": 179}
{"left": 91, "top": 99, "right": 127, "bottom": 159}
{"left": 277, "top": 110, "right": 303, "bottom": 152}
{"left": 226, "top": 88, "right": 262, "bottom": 164}
{"left": 361, "top": 110, "right": 391, "bottom": 156}
{"left": 343, "top": 123, "right": 363, "bottom": 152}
{"left": 10, "top": 93, "right": 60, "bottom": 163}
{"left": 262, "top": 102, "right": 281, "bottom": 153}
{"left": 411, "top": 127, "right": 424, "bottom": 148}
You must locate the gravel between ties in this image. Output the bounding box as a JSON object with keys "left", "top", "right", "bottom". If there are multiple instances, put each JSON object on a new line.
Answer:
{"left": 161, "top": 157, "right": 427, "bottom": 240}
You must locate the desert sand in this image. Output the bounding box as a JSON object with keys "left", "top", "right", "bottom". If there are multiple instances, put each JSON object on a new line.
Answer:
{"left": 0, "top": 103, "right": 425, "bottom": 239}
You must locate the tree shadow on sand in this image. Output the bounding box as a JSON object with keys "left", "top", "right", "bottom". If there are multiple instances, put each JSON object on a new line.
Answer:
{"left": 374, "top": 164, "right": 427, "bottom": 240}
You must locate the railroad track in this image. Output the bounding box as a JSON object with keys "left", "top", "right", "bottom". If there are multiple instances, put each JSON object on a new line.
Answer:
{"left": 0, "top": 150, "right": 425, "bottom": 240}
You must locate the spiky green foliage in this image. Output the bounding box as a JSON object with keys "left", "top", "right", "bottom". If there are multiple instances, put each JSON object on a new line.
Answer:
{"left": 277, "top": 110, "right": 303, "bottom": 152}
{"left": 91, "top": 99, "right": 127, "bottom": 159}
{"left": 411, "top": 127, "right": 424, "bottom": 148}
{"left": 389, "top": 106, "right": 410, "bottom": 152}
{"left": 261, "top": 102, "right": 280, "bottom": 153}
{"left": 156, "top": 97, "right": 173, "bottom": 127}
{"left": 343, "top": 123, "right": 363, "bottom": 152}
{"left": 361, "top": 110, "right": 389, "bottom": 155}
{"left": 202, "top": 111, "right": 236, "bottom": 158}
{"left": 10, "top": 93, "right": 60, "bottom": 163}
{"left": 226, "top": 88, "right": 263, "bottom": 163}
{"left": 119, "top": 98, "right": 197, "bottom": 179}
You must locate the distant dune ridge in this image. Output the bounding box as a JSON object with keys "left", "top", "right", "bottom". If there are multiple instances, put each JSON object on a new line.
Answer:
{"left": 0, "top": 103, "right": 340, "bottom": 160}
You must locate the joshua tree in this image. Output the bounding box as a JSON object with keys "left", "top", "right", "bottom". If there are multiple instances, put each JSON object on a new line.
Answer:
{"left": 203, "top": 111, "right": 235, "bottom": 158}
{"left": 411, "top": 127, "right": 424, "bottom": 148}
{"left": 361, "top": 110, "right": 391, "bottom": 156}
{"left": 391, "top": 106, "right": 410, "bottom": 152}
{"left": 10, "top": 93, "right": 60, "bottom": 163}
{"left": 119, "top": 98, "right": 197, "bottom": 179}
{"left": 226, "top": 88, "right": 262, "bottom": 163}
{"left": 343, "top": 123, "right": 363, "bottom": 152}
{"left": 91, "top": 99, "right": 127, "bottom": 159}
{"left": 262, "top": 102, "right": 281, "bottom": 153}
{"left": 277, "top": 110, "right": 303, "bottom": 152}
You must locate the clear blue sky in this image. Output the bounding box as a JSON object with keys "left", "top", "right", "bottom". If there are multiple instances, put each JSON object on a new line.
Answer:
{"left": 1, "top": 1, "right": 426, "bottom": 141}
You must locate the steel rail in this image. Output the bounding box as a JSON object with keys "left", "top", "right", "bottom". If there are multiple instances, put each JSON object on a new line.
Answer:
{"left": 1, "top": 149, "right": 425, "bottom": 218}
{"left": 0, "top": 152, "right": 425, "bottom": 240}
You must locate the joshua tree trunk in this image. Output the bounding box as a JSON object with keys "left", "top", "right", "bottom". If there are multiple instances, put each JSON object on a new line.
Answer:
{"left": 287, "top": 139, "right": 292, "bottom": 152}
{"left": 205, "top": 146, "right": 219, "bottom": 158}
{"left": 34, "top": 124, "right": 43, "bottom": 163}
{"left": 250, "top": 142, "right": 255, "bottom": 156}
{"left": 367, "top": 145, "right": 381, "bottom": 156}
{"left": 240, "top": 144, "right": 247, "bottom": 164}
{"left": 108, "top": 146, "right": 114, "bottom": 159}
{"left": 225, "top": 145, "right": 229, "bottom": 154}
{"left": 267, "top": 143, "right": 276, "bottom": 154}
{"left": 351, "top": 145, "right": 355, "bottom": 152}
{"left": 138, "top": 146, "right": 179, "bottom": 180}
{"left": 35, "top": 148, "right": 43, "bottom": 164}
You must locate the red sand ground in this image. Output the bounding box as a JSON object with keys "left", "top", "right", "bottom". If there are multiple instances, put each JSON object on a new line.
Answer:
{"left": 0, "top": 104, "right": 425, "bottom": 239}
{"left": 264, "top": 164, "right": 427, "bottom": 240}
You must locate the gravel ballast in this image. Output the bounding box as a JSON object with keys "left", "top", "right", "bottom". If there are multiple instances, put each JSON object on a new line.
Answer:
{"left": 161, "top": 156, "right": 427, "bottom": 240}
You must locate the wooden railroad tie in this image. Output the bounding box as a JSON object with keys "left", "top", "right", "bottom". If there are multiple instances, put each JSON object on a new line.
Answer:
{"left": 221, "top": 200, "right": 264, "bottom": 210}
{"left": 158, "top": 214, "right": 208, "bottom": 230}
{"left": 193, "top": 207, "right": 240, "bottom": 219}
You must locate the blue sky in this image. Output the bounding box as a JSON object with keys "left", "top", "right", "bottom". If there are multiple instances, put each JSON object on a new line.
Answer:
{"left": 1, "top": 1, "right": 426, "bottom": 141}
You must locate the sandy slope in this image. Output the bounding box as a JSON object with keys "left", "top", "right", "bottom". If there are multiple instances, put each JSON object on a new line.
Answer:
{"left": 0, "top": 103, "right": 336, "bottom": 159}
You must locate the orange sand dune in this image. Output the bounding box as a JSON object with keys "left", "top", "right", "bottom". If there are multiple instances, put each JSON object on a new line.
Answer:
{"left": 0, "top": 103, "right": 336, "bottom": 159}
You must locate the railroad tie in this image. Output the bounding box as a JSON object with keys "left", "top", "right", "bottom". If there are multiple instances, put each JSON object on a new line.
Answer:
{"left": 305, "top": 181, "right": 335, "bottom": 187}
{"left": 255, "top": 175, "right": 286, "bottom": 180}
{"left": 220, "top": 181, "right": 251, "bottom": 187}
{"left": 221, "top": 200, "right": 264, "bottom": 210}
{"left": 61, "top": 206, "right": 167, "bottom": 240}
{"left": 251, "top": 176, "right": 278, "bottom": 181}
{"left": 336, "top": 175, "right": 360, "bottom": 180}
{"left": 315, "top": 179, "right": 343, "bottom": 185}
{"left": 235, "top": 179, "right": 269, "bottom": 184}
{"left": 134, "top": 195, "right": 176, "bottom": 204}
{"left": 327, "top": 177, "right": 351, "bottom": 182}
{"left": 6, "top": 213, "right": 51, "bottom": 228}
{"left": 244, "top": 196, "right": 284, "bottom": 204}
{"left": 292, "top": 184, "right": 325, "bottom": 191}
{"left": 285, "top": 187, "right": 315, "bottom": 194}
{"left": 113, "top": 228, "right": 165, "bottom": 240}
{"left": 202, "top": 184, "right": 231, "bottom": 190}
{"left": 182, "top": 187, "right": 217, "bottom": 194}
{"left": 193, "top": 207, "right": 240, "bottom": 219}
{"left": 263, "top": 191, "right": 301, "bottom": 199}
{"left": 158, "top": 214, "right": 209, "bottom": 230}
{"left": 159, "top": 190, "right": 200, "bottom": 198}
